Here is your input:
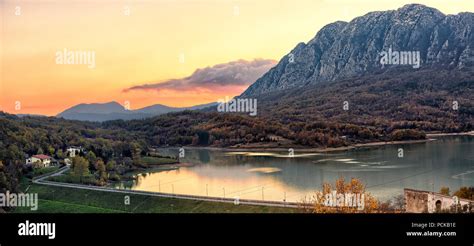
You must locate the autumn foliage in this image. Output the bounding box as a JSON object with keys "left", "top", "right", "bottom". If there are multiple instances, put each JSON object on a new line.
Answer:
{"left": 300, "top": 177, "right": 380, "bottom": 213}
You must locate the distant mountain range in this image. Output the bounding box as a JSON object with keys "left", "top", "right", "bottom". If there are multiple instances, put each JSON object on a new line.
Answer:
{"left": 56, "top": 101, "right": 217, "bottom": 122}
{"left": 242, "top": 4, "right": 474, "bottom": 97}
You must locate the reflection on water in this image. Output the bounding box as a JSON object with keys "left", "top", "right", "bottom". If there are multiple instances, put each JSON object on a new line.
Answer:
{"left": 112, "top": 136, "right": 474, "bottom": 202}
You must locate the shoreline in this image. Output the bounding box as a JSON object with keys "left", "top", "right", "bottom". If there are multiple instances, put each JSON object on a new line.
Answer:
{"left": 179, "top": 131, "right": 473, "bottom": 153}
{"left": 118, "top": 162, "right": 194, "bottom": 179}
{"left": 185, "top": 139, "right": 433, "bottom": 153}
{"left": 426, "top": 131, "right": 474, "bottom": 137}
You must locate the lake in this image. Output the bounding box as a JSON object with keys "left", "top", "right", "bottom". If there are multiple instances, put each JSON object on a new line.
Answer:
{"left": 113, "top": 136, "right": 474, "bottom": 202}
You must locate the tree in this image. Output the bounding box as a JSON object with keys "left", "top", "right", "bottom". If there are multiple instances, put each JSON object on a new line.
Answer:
{"left": 389, "top": 129, "right": 426, "bottom": 141}
{"left": 310, "top": 177, "right": 379, "bottom": 213}
{"left": 96, "top": 159, "right": 106, "bottom": 183}
{"left": 196, "top": 130, "right": 210, "bottom": 145}
{"left": 130, "top": 142, "right": 141, "bottom": 167}
{"left": 453, "top": 187, "right": 474, "bottom": 200}
{"left": 106, "top": 160, "right": 116, "bottom": 172}
{"left": 6, "top": 145, "right": 22, "bottom": 160}
{"left": 71, "top": 156, "right": 89, "bottom": 182}
{"left": 0, "top": 171, "right": 9, "bottom": 196}
{"left": 47, "top": 146, "right": 55, "bottom": 156}
{"left": 392, "top": 194, "right": 405, "bottom": 211}
{"left": 0, "top": 161, "right": 8, "bottom": 192}
{"left": 56, "top": 149, "right": 65, "bottom": 159}
{"left": 440, "top": 187, "right": 450, "bottom": 196}
{"left": 85, "top": 151, "right": 97, "bottom": 170}
{"left": 36, "top": 147, "right": 44, "bottom": 155}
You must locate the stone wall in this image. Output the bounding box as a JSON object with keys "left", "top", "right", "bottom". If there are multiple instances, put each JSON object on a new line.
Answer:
{"left": 404, "top": 188, "right": 473, "bottom": 213}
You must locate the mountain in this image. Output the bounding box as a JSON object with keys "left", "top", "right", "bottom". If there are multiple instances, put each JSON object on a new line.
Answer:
{"left": 57, "top": 101, "right": 217, "bottom": 122}
{"left": 242, "top": 4, "right": 474, "bottom": 97}
{"left": 134, "top": 102, "right": 217, "bottom": 115}
{"left": 58, "top": 102, "right": 126, "bottom": 115}
{"left": 134, "top": 104, "right": 181, "bottom": 115}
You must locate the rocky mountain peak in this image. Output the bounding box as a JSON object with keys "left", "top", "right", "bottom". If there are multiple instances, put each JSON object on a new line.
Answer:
{"left": 242, "top": 4, "right": 473, "bottom": 97}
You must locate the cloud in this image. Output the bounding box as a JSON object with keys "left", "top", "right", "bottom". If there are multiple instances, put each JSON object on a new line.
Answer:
{"left": 124, "top": 59, "right": 276, "bottom": 92}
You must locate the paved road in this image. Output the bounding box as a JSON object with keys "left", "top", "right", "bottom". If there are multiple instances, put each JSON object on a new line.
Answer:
{"left": 33, "top": 166, "right": 302, "bottom": 209}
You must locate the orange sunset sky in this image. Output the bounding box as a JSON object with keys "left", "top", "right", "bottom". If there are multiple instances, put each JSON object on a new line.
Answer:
{"left": 1, "top": 0, "right": 473, "bottom": 116}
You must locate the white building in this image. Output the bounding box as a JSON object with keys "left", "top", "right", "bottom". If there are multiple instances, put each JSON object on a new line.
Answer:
{"left": 66, "top": 146, "right": 82, "bottom": 158}
{"left": 26, "top": 154, "right": 52, "bottom": 168}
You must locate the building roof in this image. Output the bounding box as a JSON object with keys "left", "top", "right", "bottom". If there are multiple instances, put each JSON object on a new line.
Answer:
{"left": 32, "top": 154, "right": 52, "bottom": 160}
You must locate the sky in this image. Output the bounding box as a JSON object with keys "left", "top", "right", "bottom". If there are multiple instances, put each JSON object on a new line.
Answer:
{"left": 1, "top": 0, "right": 473, "bottom": 116}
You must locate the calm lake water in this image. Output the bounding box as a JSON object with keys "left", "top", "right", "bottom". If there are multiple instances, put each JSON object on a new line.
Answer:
{"left": 113, "top": 136, "right": 474, "bottom": 202}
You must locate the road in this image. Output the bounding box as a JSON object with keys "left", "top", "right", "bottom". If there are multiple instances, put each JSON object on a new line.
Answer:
{"left": 33, "top": 166, "right": 302, "bottom": 209}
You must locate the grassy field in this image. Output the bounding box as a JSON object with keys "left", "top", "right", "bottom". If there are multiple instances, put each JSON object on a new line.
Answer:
{"left": 15, "top": 183, "right": 300, "bottom": 213}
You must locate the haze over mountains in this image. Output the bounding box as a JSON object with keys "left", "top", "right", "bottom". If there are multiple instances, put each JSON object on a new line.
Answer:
{"left": 242, "top": 4, "right": 474, "bottom": 97}
{"left": 57, "top": 101, "right": 217, "bottom": 122}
